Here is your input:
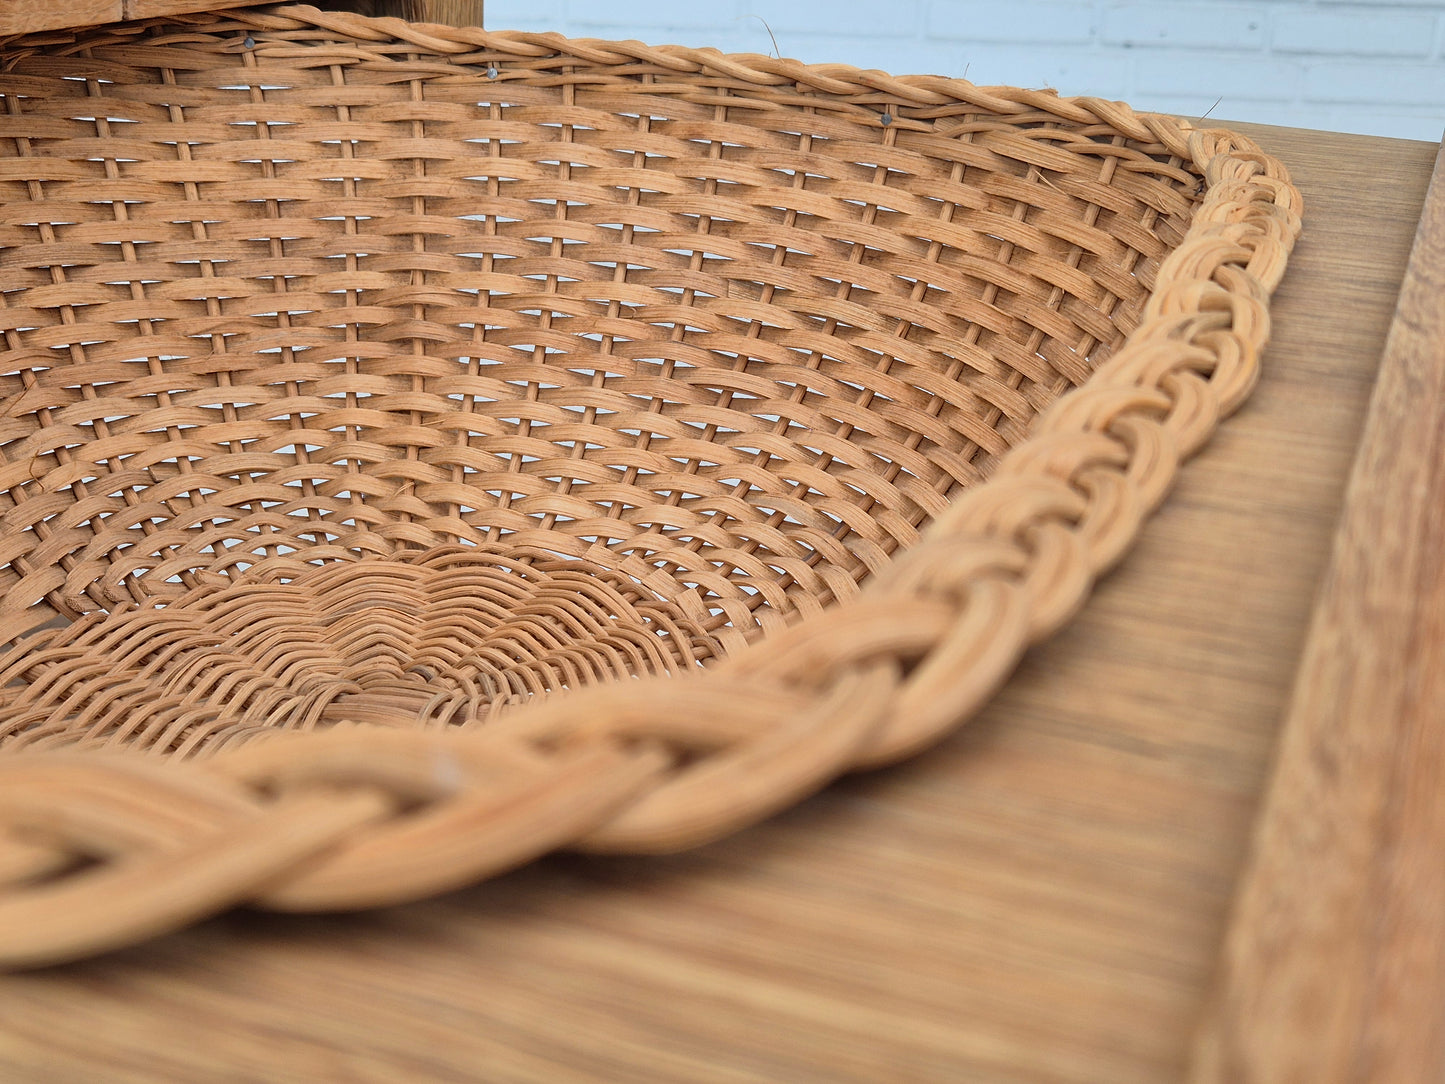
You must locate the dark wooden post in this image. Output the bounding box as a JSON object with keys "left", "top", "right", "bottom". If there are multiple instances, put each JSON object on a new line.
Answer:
{"left": 311, "top": 0, "right": 484, "bottom": 26}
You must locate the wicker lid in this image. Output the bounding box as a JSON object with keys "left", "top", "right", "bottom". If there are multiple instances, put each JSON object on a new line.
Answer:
{"left": 0, "top": 5, "right": 1300, "bottom": 967}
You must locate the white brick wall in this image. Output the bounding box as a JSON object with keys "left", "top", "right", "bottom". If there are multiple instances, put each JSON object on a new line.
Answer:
{"left": 481, "top": 0, "right": 1445, "bottom": 140}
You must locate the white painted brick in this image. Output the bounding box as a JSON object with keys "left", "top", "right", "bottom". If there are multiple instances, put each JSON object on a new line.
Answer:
{"left": 1303, "top": 60, "right": 1445, "bottom": 104}
{"left": 1315, "top": 0, "right": 1442, "bottom": 7}
{"left": 1129, "top": 93, "right": 1239, "bottom": 118}
{"left": 481, "top": 0, "right": 1445, "bottom": 140}
{"left": 764, "top": 0, "right": 922, "bottom": 38}
{"left": 1102, "top": 4, "right": 1267, "bottom": 50}
{"left": 733, "top": 17, "right": 794, "bottom": 57}
{"left": 955, "top": 46, "right": 1133, "bottom": 99}
{"left": 925, "top": 1, "right": 1096, "bottom": 45}
{"left": 1324, "top": 107, "right": 1445, "bottom": 141}
{"left": 1129, "top": 97, "right": 1323, "bottom": 130}
{"left": 1200, "top": 104, "right": 1324, "bottom": 130}
{"left": 1272, "top": 10, "right": 1435, "bottom": 57}
{"left": 1136, "top": 52, "right": 1301, "bottom": 100}
{"left": 563, "top": 0, "right": 744, "bottom": 31}
{"left": 479, "top": 0, "right": 564, "bottom": 30}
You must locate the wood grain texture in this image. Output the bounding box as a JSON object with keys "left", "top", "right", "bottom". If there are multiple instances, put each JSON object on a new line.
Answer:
{"left": 0, "top": 1, "right": 271, "bottom": 33}
{"left": 1191, "top": 139, "right": 1445, "bottom": 1084}
{"left": 0, "top": 124, "right": 1431, "bottom": 1083}
{"left": 0, "top": 1, "right": 121, "bottom": 34}
{"left": 122, "top": 0, "right": 269, "bottom": 18}
{"left": 312, "top": 0, "right": 483, "bottom": 25}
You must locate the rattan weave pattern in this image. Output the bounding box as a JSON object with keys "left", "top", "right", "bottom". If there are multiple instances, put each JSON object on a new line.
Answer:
{"left": 0, "top": 5, "right": 1300, "bottom": 967}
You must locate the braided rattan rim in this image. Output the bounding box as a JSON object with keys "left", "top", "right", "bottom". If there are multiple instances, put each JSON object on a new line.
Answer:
{"left": 0, "top": 5, "right": 1302, "bottom": 968}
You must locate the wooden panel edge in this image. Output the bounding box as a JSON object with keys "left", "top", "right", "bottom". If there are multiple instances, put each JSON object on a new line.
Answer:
{"left": 0, "top": 1, "right": 121, "bottom": 35}
{"left": 1190, "top": 136, "right": 1445, "bottom": 1083}
{"left": 122, "top": 0, "right": 271, "bottom": 20}
{"left": 0, "top": 1, "right": 282, "bottom": 34}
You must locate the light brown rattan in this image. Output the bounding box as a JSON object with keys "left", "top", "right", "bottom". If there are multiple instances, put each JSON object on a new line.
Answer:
{"left": 0, "top": 4, "right": 1301, "bottom": 968}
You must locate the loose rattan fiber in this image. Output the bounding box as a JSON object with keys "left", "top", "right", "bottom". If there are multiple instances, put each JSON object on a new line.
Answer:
{"left": 0, "top": 5, "right": 1301, "bottom": 968}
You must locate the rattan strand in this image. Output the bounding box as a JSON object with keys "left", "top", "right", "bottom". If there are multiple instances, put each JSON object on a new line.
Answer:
{"left": 0, "top": 5, "right": 1301, "bottom": 967}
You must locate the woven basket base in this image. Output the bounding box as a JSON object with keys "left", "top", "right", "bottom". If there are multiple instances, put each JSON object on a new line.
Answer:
{"left": 0, "top": 544, "right": 725, "bottom": 758}
{"left": 0, "top": 4, "right": 1303, "bottom": 967}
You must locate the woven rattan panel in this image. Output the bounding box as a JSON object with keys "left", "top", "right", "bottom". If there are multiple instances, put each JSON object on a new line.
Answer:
{"left": 0, "top": 5, "right": 1300, "bottom": 967}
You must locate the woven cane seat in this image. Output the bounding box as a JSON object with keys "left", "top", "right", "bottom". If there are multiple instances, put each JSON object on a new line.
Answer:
{"left": 0, "top": 5, "right": 1300, "bottom": 967}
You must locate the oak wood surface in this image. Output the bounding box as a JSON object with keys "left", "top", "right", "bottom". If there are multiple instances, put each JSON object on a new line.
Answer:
{"left": 123, "top": 0, "right": 270, "bottom": 18}
{"left": 0, "top": 1, "right": 122, "bottom": 33}
{"left": 1191, "top": 139, "right": 1445, "bottom": 1083}
{"left": 0, "top": 0, "right": 270, "bottom": 34}
{"left": 0, "top": 124, "right": 1433, "bottom": 1083}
